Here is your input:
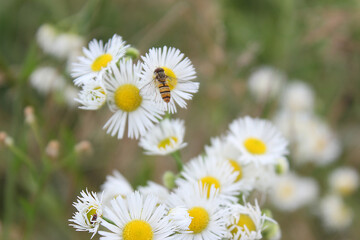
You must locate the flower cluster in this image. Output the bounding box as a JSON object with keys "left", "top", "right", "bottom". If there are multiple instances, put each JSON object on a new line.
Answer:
{"left": 70, "top": 34, "right": 199, "bottom": 139}
{"left": 70, "top": 115, "right": 288, "bottom": 240}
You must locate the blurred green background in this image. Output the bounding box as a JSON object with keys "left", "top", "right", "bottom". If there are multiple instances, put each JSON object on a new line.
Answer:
{"left": 1, "top": 0, "right": 360, "bottom": 239}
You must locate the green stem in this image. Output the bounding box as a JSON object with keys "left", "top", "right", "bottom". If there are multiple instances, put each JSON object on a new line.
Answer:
{"left": 8, "top": 145, "right": 36, "bottom": 175}
{"left": 171, "top": 151, "right": 183, "bottom": 172}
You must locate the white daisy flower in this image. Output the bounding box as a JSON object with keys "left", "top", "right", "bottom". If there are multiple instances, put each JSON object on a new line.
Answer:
{"left": 99, "top": 191, "right": 175, "bottom": 240}
{"left": 137, "top": 181, "right": 170, "bottom": 203}
{"left": 318, "top": 194, "right": 353, "bottom": 231}
{"left": 328, "top": 167, "right": 359, "bottom": 196}
{"left": 270, "top": 172, "right": 319, "bottom": 212}
{"left": 69, "top": 189, "right": 103, "bottom": 238}
{"left": 140, "top": 46, "right": 199, "bottom": 113}
{"left": 248, "top": 66, "right": 285, "bottom": 102}
{"left": 100, "top": 170, "right": 133, "bottom": 206}
{"left": 177, "top": 155, "right": 253, "bottom": 203}
{"left": 167, "top": 182, "right": 229, "bottom": 240}
{"left": 64, "top": 85, "right": 79, "bottom": 108}
{"left": 71, "top": 34, "right": 128, "bottom": 86}
{"left": 76, "top": 79, "right": 107, "bottom": 110}
{"left": 52, "top": 32, "right": 85, "bottom": 60}
{"left": 226, "top": 200, "right": 274, "bottom": 240}
{"left": 30, "top": 66, "right": 66, "bottom": 95}
{"left": 139, "top": 118, "right": 187, "bottom": 155}
{"left": 103, "top": 59, "right": 164, "bottom": 139}
{"left": 36, "top": 24, "right": 57, "bottom": 55}
{"left": 228, "top": 116, "right": 288, "bottom": 166}
{"left": 168, "top": 206, "right": 192, "bottom": 232}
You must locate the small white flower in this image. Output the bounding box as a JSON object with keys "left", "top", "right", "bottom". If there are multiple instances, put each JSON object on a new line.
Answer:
{"left": 139, "top": 118, "right": 187, "bottom": 155}
{"left": 167, "top": 182, "right": 229, "bottom": 240}
{"left": 168, "top": 206, "right": 192, "bottom": 232}
{"left": 228, "top": 116, "right": 288, "bottom": 166}
{"left": 248, "top": 66, "right": 285, "bottom": 102}
{"left": 71, "top": 34, "right": 128, "bottom": 86}
{"left": 226, "top": 200, "right": 274, "bottom": 240}
{"left": 100, "top": 170, "right": 133, "bottom": 206}
{"left": 36, "top": 24, "right": 57, "bottom": 55}
{"left": 137, "top": 181, "right": 170, "bottom": 203}
{"left": 102, "top": 59, "right": 164, "bottom": 139}
{"left": 329, "top": 167, "right": 359, "bottom": 196}
{"left": 319, "top": 194, "right": 353, "bottom": 231}
{"left": 177, "top": 155, "right": 253, "bottom": 203}
{"left": 64, "top": 85, "right": 79, "bottom": 108}
{"left": 270, "top": 172, "right": 319, "bottom": 212}
{"left": 281, "top": 81, "right": 314, "bottom": 113}
{"left": 52, "top": 32, "right": 85, "bottom": 60}
{"left": 140, "top": 46, "right": 199, "bottom": 113}
{"left": 76, "top": 79, "right": 107, "bottom": 110}
{"left": 99, "top": 191, "right": 175, "bottom": 240}
{"left": 30, "top": 66, "right": 66, "bottom": 95}
{"left": 69, "top": 189, "right": 103, "bottom": 238}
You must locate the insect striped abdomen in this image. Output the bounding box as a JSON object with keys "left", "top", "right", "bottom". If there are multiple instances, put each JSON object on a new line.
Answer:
{"left": 159, "top": 82, "right": 171, "bottom": 103}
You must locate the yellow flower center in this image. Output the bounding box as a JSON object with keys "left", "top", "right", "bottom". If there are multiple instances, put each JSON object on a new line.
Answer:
{"left": 158, "top": 136, "right": 178, "bottom": 149}
{"left": 91, "top": 53, "right": 113, "bottom": 72}
{"left": 231, "top": 214, "right": 256, "bottom": 235}
{"left": 114, "top": 84, "right": 142, "bottom": 112}
{"left": 228, "top": 159, "right": 243, "bottom": 181}
{"left": 279, "top": 183, "right": 294, "bottom": 199}
{"left": 199, "top": 176, "right": 221, "bottom": 198}
{"left": 86, "top": 207, "right": 98, "bottom": 224}
{"left": 122, "top": 220, "right": 153, "bottom": 240}
{"left": 244, "top": 138, "right": 267, "bottom": 155}
{"left": 163, "top": 67, "right": 177, "bottom": 90}
{"left": 188, "top": 207, "right": 210, "bottom": 234}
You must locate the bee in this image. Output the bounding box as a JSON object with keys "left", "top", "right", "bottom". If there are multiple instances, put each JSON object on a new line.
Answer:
{"left": 154, "top": 67, "right": 171, "bottom": 103}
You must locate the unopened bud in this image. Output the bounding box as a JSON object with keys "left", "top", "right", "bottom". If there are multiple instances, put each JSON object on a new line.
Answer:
{"left": 24, "top": 106, "right": 36, "bottom": 124}
{"left": 0, "top": 131, "right": 14, "bottom": 147}
{"left": 275, "top": 157, "right": 289, "bottom": 175}
{"left": 125, "top": 47, "right": 140, "bottom": 60}
{"left": 262, "top": 221, "right": 281, "bottom": 240}
{"left": 163, "top": 171, "right": 176, "bottom": 189}
{"left": 45, "top": 140, "right": 60, "bottom": 159}
{"left": 74, "top": 140, "right": 93, "bottom": 156}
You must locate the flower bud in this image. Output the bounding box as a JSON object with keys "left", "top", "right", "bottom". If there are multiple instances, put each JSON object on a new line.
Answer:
{"left": 75, "top": 140, "right": 93, "bottom": 156}
{"left": 125, "top": 47, "right": 140, "bottom": 60}
{"left": 24, "top": 106, "right": 36, "bottom": 124}
{"left": 163, "top": 171, "right": 176, "bottom": 189}
{"left": 275, "top": 157, "right": 289, "bottom": 175}
{"left": 45, "top": 140, "right": 60, "bottom": 159}
{"left": 0, "top": 131, "right": 14, "bottom": 147}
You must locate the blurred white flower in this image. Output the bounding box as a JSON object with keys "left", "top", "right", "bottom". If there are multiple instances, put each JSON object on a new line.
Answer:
{"left": 270, "top": 172, "right": 319, "bottom": 212}
{"left": 36, "top": 24, "right": 57, "bottom": 55}
{"left": 30, "top": 66, "right": 66, "bottom": 95}
{"left": 64, "top": 85, "right": 79, "bottom": 108}
{"left": 329, "top": 167, "right": 359, "bottom": 196}
{"left": 319, "top": 194, "right": 353, "bottom": 231}
{"left": 52, "top": 33, "right": 85, "bottom": 60}
{"left": 139, "top": 118, "right": 187, "bottom": 155}
{"left": 281, "top": 81, "right": 314, "bottom": 113}
{"left": 248, "top": 66, "right": 285, "bottom": 102}
{"left": 137, "top": 181, "right": 170, "bottom": 204}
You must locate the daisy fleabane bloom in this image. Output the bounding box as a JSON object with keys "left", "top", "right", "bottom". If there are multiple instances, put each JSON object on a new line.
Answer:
{"left": 139, "top": 118, "right": 187, "bottom": 155}
{"left": 103, "top": 59, "right": 164, "bottom": 139}
{"left": 100, "top": 170, "right": 133, "bottom": 206}
{"left": 99, "top": 191, "right": 175, "bottom": 240}
{"left": 226, "top": 200, "right": 275, "bottom": 240}
{"left": 140, "top": 46, "right": 199, "bottom": 113}
{"left": 177, "top": 155, "right": 253, "bottom": 203}
{"left": 228, "top": 116, "right": 288, "bottom": 166}
{"left": 71, "top": 34, "right": 128, "bottom": 86}
{"left": 167, "top": 182, "right": 229, "bottom": 240}
{"left": 138, "top": 181, "right": 170, "bottom": 203}
{"left": 69, "top": 189, "right": 103, "bottom": 238}
{"left": 75, "top": 78, "right": 107, "bottom": 110}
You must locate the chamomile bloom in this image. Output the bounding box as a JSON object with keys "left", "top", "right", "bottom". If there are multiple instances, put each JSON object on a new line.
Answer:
{"left": 167, "top": 182, "right": 229, "bottom": 240}
{"left": 226, "top": 200, "right": 274, "bottom": 240}
{"left": 228, "top": 116, "right": 288, "bottom": 166}
{"left": 76, "top": 79, "right": 107, "bottom": 110}
{"left": 177, "top": 155, "right": 253, "bottom": 203}
{"left": 100, "top": 170, "right": 133, "bottom": 206}
{"left": 99, "top": 191, "right": 175, "bottom": 240}
{"left": 71, "top": 34, "right": 128, "bottom": 86}
{"left": 139, "top": 118, "right": 187, "bottom": 155}
{"left": 69, "top": 189, "right": 103, "bottom": 238}
{"left": 103, "top": 60, "right": 164, "bottom": 139}
{"left": 138, "top": 181, "right": 170, "bottom": 203}
{"left": 140, "top": 46, "right": 199, "bottom": 113}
